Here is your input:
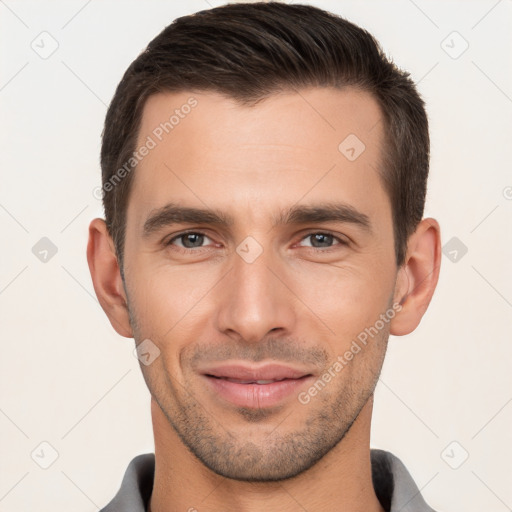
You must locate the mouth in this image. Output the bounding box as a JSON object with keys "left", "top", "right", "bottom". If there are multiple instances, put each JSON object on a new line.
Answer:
{"left": 199, "top": 362, "right": 314, "bottom": 408}
{"left": 206, "top": 376, "right": 299, "bottom": 385}
{"left": 200, "top": 362, "right": 313, "bottom": 381}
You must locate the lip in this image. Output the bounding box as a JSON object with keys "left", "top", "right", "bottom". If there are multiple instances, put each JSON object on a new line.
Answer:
{"left": 200, "top": 362, "right": 312, "bottom": 381}
{"left": 200, "top": 362, "right": 314, "bottom": 408}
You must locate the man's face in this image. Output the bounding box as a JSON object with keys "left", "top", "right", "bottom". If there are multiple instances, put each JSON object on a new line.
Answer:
{"left": 122, "top": 87, "right": 400, "bottom": 481}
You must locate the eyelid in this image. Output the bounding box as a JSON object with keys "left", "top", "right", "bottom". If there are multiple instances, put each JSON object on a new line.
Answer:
{"left": 166, "top": 230, "right": 215, "bottom": 247}
{"left": 294, "top": 230, "right": 349, "bottom": 249}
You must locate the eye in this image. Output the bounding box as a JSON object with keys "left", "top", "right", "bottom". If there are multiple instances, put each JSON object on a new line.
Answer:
{"left": 166, "top": 231, "right": 214, "bottom": 250}
{"left": 297, "top": 232, "right": 347, "bottom": 250}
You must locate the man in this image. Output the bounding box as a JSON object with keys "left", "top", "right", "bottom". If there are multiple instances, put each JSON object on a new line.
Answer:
{"left": 87, "top": 2, "right": 441, "bottom": 511}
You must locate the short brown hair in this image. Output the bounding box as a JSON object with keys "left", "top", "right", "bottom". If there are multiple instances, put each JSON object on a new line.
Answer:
{"left": 100, "top": 1, "right": 429, "bottom": 273}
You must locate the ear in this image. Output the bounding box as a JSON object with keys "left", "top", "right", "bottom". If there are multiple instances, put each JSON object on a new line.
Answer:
{"left": 86, "top": 218, "right": 133, "bottom": 338}
{"left": 390, "top": 218, "right": 442, "bottom": 336}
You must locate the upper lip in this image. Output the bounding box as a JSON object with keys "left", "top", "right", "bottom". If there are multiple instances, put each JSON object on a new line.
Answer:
{"left": 201, "top": 363, "right": 313, "bottom": 381}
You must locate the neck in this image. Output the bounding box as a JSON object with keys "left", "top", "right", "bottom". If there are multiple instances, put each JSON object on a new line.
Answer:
{"left": 148, "top": 397, "right": 384, "bottom": 512}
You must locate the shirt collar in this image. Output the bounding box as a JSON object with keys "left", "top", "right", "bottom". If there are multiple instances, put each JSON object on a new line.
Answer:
{"left": 100, "top": 449, "right": 436, "bottom": 512}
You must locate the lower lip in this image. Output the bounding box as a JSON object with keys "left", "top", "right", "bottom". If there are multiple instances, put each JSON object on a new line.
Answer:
{"left": 202, "top": 375, "right": 313, "bottom": 408}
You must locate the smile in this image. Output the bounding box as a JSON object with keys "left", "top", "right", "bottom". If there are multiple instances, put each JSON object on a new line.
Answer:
{"left": 202, "top": 374, "right": 313, "bottom": 408}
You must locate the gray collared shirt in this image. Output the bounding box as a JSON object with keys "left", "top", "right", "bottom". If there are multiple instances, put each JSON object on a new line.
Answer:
{"left": 100, "top": 449, "right": 437, "bottom": 511}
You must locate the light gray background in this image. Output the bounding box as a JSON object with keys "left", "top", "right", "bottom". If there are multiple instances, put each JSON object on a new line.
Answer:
{"left": 1, "top": 0, "right": 511, "bottom": 510}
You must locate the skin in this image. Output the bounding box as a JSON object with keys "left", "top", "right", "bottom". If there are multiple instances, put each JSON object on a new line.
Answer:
{"left": 87, "top": 87, "right": 441, "bottom": 512}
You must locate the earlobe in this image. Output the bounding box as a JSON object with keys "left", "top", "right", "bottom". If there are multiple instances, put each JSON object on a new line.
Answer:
{"left": 86, "top": 218, "right": 133, "bottom": 338}
{"left": 390, "top": 218, "right": 442, "bottom": 336}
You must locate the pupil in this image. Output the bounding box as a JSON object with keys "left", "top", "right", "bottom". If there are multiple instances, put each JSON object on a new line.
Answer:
{"left": 183, "top": 233, "right": 203, "bottom": 248}
{"left": 312, "top": 234, "right": 332, "bottom": 247}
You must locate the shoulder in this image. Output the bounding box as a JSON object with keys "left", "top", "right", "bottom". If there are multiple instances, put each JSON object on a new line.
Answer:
{"left": 371, "top": 448, "right": 438, "bottom": 512}
{"left": 100, "top": 453, "right": 155, "bottom": 512}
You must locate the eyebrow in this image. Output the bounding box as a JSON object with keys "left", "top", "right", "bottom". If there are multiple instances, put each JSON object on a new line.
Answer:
{"left": 142, "top": 201, "right": 372, "bottom": 239}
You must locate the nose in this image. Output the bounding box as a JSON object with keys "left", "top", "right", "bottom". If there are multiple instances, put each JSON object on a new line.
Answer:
{"left": 214, "top": 242, "right": 297, "bottom": 344}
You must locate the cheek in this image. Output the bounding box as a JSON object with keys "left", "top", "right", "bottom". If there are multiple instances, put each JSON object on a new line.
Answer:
{"left": 290, "top": 261, "right": 394, "bottom": 341}
{"left": 128, "top": 263, "right": 220, "bottom": 341}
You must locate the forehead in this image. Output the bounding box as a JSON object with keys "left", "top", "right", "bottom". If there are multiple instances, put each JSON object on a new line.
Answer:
{"left": 128, "top": 87, "right": 387, "bottom": 228}
{"left": 138, "top": 86, "right": 383, "bottom": 157}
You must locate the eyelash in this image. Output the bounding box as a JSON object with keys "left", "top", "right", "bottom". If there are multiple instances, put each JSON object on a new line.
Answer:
{"left": 165, "top": 230, "right": 348, "bottom": 254}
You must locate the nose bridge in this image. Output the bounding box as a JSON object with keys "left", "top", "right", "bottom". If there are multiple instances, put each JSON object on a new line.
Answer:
{"left": 214, "top": 239, "right": 295, "bottom": 343}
